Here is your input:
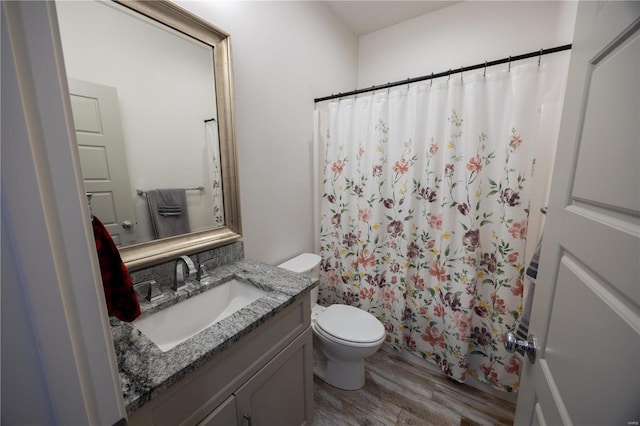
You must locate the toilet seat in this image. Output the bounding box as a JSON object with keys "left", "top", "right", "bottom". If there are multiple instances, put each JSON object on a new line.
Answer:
{"left": 314, "top": 304, "right": 385, "bottom": 345}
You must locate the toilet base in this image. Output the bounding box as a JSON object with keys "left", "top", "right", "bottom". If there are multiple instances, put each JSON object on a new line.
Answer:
{"left": 312, "top": 344, "right": 366, "bottom": 390}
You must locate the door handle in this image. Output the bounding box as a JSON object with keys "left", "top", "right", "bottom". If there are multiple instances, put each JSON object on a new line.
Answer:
{"left": 122, "top": 220, "right": 134, "bottom": 229}
{"left": 504, "top": 332, "right": 538, "bottom": 364}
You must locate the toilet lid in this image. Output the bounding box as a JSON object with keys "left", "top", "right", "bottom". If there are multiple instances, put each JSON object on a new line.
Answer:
{"left": 315, "top": 304, "right": 385, "bottom": 343}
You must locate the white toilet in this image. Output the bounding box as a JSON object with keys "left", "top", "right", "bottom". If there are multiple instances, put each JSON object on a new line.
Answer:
{"left": 278, "top": 253, "right": 385, "bottom": 390}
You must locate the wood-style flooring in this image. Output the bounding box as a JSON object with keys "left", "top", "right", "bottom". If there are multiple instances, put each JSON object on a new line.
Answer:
{"left": 312, "top": 349, "right": 516, "bottom": 426}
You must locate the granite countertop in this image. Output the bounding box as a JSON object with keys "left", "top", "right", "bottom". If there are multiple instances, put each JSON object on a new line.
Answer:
{"left": 110, "top": 259, "right": 315, "bottom": 413}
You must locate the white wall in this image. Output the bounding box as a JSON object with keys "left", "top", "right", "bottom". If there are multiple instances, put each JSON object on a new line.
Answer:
{"left": 358, "top": 1, "right": 577, "bottom": 87}
{"left": 175, "top": 1, "right": 359, "bottom": 265}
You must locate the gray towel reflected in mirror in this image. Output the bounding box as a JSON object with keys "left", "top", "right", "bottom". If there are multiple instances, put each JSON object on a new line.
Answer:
{"left": 146, "top": 189, "right": 191, "bottom": 238}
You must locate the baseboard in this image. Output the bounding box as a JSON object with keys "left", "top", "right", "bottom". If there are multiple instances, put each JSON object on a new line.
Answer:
{"left": 379, "top": 344, "right": 518, "bottom": 404}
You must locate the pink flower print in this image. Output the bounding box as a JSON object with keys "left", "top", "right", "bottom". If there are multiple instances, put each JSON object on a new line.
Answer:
{"left": 372, "top": 164, "right": 383, "bottom": 177}
{"left": 510, "top": 133, "right": 523, "bottom": 150}
{"left": 434, "top": 304, "right": 446, "bottom": 318}
{"left": 410, "top": 274, "right": 425, "bottom": 291}
{"left": 391, "top": 275, "right": 398, "bottom": 284}
{"left": 357, "top": 249, "right": 376, "bottom": 268}
{"left": 508, "top": 220, "right": 528, "bottom": 240}
{"left": 430, "top": 143, "right": 439, "bottom": 154}
{"left": 360, "top": 287, "right": 375, "bottom": 300}
{"left": 452, "top": 311, "right": 471, "bottom": 340}
{"left": 358, "top": 208, "right": 372, "bottom": 223}
{"left": 505, "top": 357, "right": 521, "bottom": 375}
{"left": 359, "top": 146, "right": 365, "bottom": 156}
{"left": 507, "top": 252, "right": 519, "bottom": 263}
{"left": 326, "top": 272, "right": 340, "bottom": 289}
{"left": 428, "top": 214, "right": 443, "bottom": 230}
{"left": 491, "top": 293, "right": 507, "bottom": 314}
{"left": 427, "top": 240, "right": 436, "bottom": 249}
{"left": 466, "top": 154, "right": 483, "bottom": 172}
{"left": 384, "top": 322, "right": 394, "bottom": 343}
{"left": 421, "top": 327, "right": 446, "bottom": 348}
{"left": 393, "top": 158, "right": 409, "bottom": 174}
{"left": 331, "top": 160, "right": 344, "bottom": 173}
{"left": 511, "top": 278, "right": 524, "bottom": 296}
{"left": 480, "top": 363, "right": 500, "bottom": 387}
{"left": 382, "top": 286, "right": 396, "bottom": 307}
{"left": 429, "top": 261, "right": 447, "bottom": 282}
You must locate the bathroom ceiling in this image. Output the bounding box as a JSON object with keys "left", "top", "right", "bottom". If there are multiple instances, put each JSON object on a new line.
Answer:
{"left": 325, "top": 1, "right": 460, "bottom": 36}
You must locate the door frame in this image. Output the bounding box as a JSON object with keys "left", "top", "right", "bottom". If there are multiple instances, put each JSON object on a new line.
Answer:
{"left": 2, "top": 1, "right": 124, "bottom": 424}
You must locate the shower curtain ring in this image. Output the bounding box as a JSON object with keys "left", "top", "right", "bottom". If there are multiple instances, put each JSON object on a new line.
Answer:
{"left": 430, "top": 72, "right": 433, "bottom": 87}
{"left": 508, "top": 56, "right": 512, "bottom": 72}
{"left": 448, "top": 69, "right": 451, "bottom": 81}
{"left": 538, "top": 48, "right": 543, "bottom": 66}
{"left": 484, "top": 61, "right": 487, "bottom": 77}
{"left": 460, "top": 66, "right": 463, "bottom": 82}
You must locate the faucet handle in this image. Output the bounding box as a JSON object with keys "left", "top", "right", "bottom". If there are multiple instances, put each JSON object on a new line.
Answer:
{"left": 147, "top": 280, "right": 163, "bottom": 302}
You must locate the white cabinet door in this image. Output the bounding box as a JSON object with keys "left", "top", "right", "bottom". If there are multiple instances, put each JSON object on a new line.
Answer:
{"left": 68, "top": 79, "right": 138, "bottom": 245}
{"left": 198, "top": 395, "right": 237, "bottom": 426}
{"left": 514, "top": 3, "right": 640, "bottom": 425}
{"left": 235, "top": 329, "right": 314, "bottom": 426}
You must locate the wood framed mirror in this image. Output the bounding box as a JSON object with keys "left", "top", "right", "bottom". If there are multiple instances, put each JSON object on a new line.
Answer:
{"left": 57, "top": 0, "right": 241, "bottom": 270}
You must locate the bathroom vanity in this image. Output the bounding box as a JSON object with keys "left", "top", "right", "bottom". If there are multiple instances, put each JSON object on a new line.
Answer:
{"left": 111, "top": 259, "right": 315, "bottom": 426}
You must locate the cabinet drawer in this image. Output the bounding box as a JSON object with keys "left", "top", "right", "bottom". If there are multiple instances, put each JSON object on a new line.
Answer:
{"left": 128, "top": 295, "right": 310, "bottom": 426}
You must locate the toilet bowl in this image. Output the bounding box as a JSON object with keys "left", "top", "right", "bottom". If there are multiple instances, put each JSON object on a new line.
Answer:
{"left": 278, "top": 254, "right": 385, "bottom": 390}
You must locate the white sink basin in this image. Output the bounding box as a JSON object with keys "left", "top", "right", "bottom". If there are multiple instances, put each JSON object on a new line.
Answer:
{"left": 133, "top": 279, "right": 267, "bottom": 352}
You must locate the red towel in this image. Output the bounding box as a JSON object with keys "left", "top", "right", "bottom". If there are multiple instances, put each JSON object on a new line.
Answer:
{"left": 91, "top": 216, "right": 141, "bottom": 322}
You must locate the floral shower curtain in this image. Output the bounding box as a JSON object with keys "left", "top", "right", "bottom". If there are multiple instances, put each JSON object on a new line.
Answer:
{"left": 319, "top": 64, "right": 544, "bottom": 392}
{"left": 205, "top": 121, "right": 225, "bottom": 227}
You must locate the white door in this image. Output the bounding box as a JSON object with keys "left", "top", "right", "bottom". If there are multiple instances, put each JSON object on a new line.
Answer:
{"left": 68, "top": 79, "right": 138, "bottom": 246}
{"left": 515, "top": 3, "right": 640, "bottom": 426}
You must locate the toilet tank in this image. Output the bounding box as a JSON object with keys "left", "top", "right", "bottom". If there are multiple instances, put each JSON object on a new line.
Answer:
{"left": 278, "top": 253, "right": 321, "bottom": 304}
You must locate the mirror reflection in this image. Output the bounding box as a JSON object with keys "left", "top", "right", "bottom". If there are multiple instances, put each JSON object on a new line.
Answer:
{"left": 56, "top": 0, "right": 225, "bottom": 247}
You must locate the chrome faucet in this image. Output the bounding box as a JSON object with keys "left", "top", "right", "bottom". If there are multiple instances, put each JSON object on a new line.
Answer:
{"left": 174, "top": 255, "right": 197, "bottom": 291}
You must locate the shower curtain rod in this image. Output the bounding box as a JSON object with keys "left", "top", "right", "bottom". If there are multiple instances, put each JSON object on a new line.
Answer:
{"left": 314, "top": 43, "right": 572, "bottom": 103}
